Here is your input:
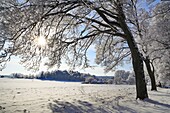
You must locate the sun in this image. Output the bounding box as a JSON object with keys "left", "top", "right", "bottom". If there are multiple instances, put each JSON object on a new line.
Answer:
{"left": 37, "top": 36, "right": 46, "bottom": 46}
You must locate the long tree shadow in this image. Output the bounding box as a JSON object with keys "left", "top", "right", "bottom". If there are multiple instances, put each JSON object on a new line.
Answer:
{"left": 145, "top": 99, "right": 170, "bottom": 108}
{"left": 48, "top": 100, "right": 108, "bottom": 113}
{"left": 48, "top": 99, "right": 137, "bottom": 113}
{"left": 151, "top": 89, "right": 170, "bottom": 97}
{"left": 112, "top": 105, "right": 137, "bottom": 113}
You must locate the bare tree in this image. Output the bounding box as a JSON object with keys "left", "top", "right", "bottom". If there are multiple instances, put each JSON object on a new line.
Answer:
{"left": 147, "top": 2, "right": 170, "bottom": 86}
{"left": 128, "top": 0, "right": 170, "bottom": 91}
{"left": 114, "top": 70, "right": 130, "bottom": 84}
{"left": 0, "top": 0, "right": 148, "bottom": 99}
{"left": 130, "top": 1, "right": 158, "bottom": 91}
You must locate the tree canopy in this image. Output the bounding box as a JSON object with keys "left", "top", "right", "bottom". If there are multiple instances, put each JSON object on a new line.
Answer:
{"left": 0, "top": 0, "right": 169, "bottom": 99}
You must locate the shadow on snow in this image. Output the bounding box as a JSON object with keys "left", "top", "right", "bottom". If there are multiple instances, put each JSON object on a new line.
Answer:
{"left": 48, "top": 100, "right": 137, "bottom": 113}
{"left": 145, "top": 99, "right": 170, "bottom": 108}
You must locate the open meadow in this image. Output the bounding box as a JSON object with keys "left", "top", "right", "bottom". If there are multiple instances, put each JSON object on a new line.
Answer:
{"left": 0, "top": 78, "right": 170, "bottom": 113}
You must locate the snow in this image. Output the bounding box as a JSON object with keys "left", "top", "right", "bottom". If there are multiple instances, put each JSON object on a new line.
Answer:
{"left": 0, "top": 78, "right": 170, "bottom": 113}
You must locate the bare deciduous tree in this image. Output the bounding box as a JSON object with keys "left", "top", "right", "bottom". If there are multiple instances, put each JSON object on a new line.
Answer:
{"left": 147, "top": 2, "right": 170, "bottom": 86}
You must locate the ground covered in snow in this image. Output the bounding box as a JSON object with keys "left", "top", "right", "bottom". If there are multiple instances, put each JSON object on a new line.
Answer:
{"left": 0, "top": 78, "right": 170, "bottom": 113}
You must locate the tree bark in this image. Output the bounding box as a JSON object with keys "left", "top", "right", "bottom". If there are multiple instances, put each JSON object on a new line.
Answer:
{"left": 126, "top": 36, "right": 148, "bottom": 100}
{"left": 120, "top": 25, "right": 148, "bottom": 99}
{"left": 117, "top": 3, "right": 148, "bottom": 100}
{"left": 144, "top": 56, "right": 157, "bottom": 91}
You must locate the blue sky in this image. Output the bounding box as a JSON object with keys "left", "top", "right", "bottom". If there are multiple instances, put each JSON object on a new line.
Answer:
{"left": 0, "top": 0, "right": 161, "bottom": 76}
{"left": 0, "top": 46, "right": 132, "bottom": 76}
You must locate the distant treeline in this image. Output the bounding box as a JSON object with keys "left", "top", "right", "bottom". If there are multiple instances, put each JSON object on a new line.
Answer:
{"left": 36, "top": 70, "right": 93, "bottom": 82}
{"left": 10, "top": 70, "right": 136, "bottom": 85}
{"left": 11, "top": 70, "right": 95, "bottom": 82}
{"left": 10, "top": 70, "right": 114, "bottom": 84}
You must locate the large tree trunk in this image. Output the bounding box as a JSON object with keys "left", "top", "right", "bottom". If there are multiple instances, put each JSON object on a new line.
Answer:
{"left": 120, "top": 24, "right": 148, "bottom": 99}
{"left": 113, "top": 1, "right": 148, "bottom": 100}
{"left": 144, "top": 56, "right": 157, "bottom": 91}
{"left": 126, "top": 37, "right": 148, "bottom": 100}
{"left": 117, "top": 3, "right": 148, "bottom": 100}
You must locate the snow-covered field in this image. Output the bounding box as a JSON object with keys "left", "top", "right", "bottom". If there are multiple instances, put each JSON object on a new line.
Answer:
{"left": 0, "top": 78, "right": 170, "bottom": 113}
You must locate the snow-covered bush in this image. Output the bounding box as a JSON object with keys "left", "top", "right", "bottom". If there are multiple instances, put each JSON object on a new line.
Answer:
{"left": 127, "top": 72, "right": 136, "bottom": 85}
{"left": 84, "top": 77, "right": 96, "bottom": 84}
{"left": 12, "top": 73, "right": 24, "bottom": 78}
{"left": 106, "top": 79, "right": 114, "bottom": 84}
{"left": 114, "top": 70, "right": 130, "bottom": 84}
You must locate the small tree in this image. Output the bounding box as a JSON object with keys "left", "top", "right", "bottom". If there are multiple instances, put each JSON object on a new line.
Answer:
{"left": 85, "top": 76, "right": 96, "bottom": 84}
{"left": 127, "top": 72, "right": 136, "bottom": 85}
{"left": 114, "top": 70, "right": 130, "bottom": 84}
